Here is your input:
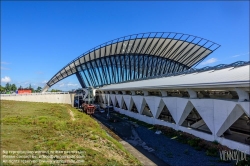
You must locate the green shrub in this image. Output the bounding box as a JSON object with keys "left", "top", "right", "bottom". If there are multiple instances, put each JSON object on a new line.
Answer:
{"left": 206, "top": 147, "right": 218, "bottom": 156}
{"left": 187, "top": 138, "right": 200, "bottom": 147}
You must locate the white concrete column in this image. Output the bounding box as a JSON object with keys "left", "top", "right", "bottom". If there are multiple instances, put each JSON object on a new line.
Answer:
{"left": 235, "top": 88, "right": 249, "bottom": 102}
{"left": 82, "top": 88, "right": 88, "bottom": 100}
{"left": 110, "top": 94, "right": 117, "bottom": 106}
{"left": 123, "top": 95, "right": 133, "bottom": 111}
{"left": 115, "top": 94, "right": 124, "bottom": 108}
{"left": 92, "top": 89, "right": 97, "bottom": 97}
{"left": 131, "top": 91, "right": 136, "bottom": 95}
{"left": 41, "top": 85, "right": 50, "bottom": 93}
{"left": 143, "top": 90, "right": 149, "bottom": 96}
{"left": 115, "top": 91, "right": 119, "bottom": 94}
{"left": 159, "top": 90, "right": 168, "bottom": 97}
{"left": 122, "top": 91, "right": 126, "bottom": 95}
{"left": 101, "top": 94, "right": 106, "bottom": 104}
{"left": 132, "top": 96, "right": 146, "bottom": 114}
{"left": 187, "top": 89, "right": 197, "bottom": 99}
{"left": 144, "top": 96, "right": 163, "bottom": 118}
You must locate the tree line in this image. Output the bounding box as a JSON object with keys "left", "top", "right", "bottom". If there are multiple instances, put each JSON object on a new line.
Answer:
{"left": 0, "top": 83, "right": 64, "bottom": 94}
{"left": 0, "top": 83, "right": 42, "bottom": 93}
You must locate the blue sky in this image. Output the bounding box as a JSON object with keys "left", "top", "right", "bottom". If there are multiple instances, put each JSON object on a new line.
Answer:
{"left": 1, "top": 1, "right": 249, "bottom": 91}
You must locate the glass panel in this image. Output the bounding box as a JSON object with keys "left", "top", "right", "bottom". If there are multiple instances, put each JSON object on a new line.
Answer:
{"left": 106, "top": 57, "right": 112, "bottom": 84}
{"left": 77, "top": 66, "right": 81, "bottom": 72}
{"left": 79, "top": 71, "right": 89, "bottom": 87}
{"left": 92, "top": 61, "right": 102, "bottom": 86}
{"left": 178, "top": 65, "right": 183, "bottom": 72}
{"left": 101, "top": 59, "right": 108, "bottom": 84}
{"left": 147, "top": 56, "right": 153, "bottom": 76}
{"left": 83, "top": 70, "right": 91, "bottom": 87}
{"left": 130, "top": 55, "right": 135, "bottom": 79}
{"left": 151, "top": 57, "right": 156, "bottom": 76}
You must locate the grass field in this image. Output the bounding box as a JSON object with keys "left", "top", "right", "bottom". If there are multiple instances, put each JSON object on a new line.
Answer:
{"left": 0, "top": 100, "right": 141, "bottom": 165}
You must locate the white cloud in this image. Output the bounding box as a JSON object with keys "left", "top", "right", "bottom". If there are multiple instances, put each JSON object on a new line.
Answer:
{"left": 42, "top": 80, "right": 47, "bottom": 84}
{"left": 231, "top": 52, "right": 249, "bottom": 58}
{"left": 1, "top": 76, "right": 11, "bottom": 83}
{"left": 59, "top": 83, "right": 65, "bottom": 87}
{"left": 1, "top": 61, "right": 10, "bottom": 65}
{"left": 1, "top": 67, "right": 10, "bottom": 70}
{"left": 232, "top": 54, "right": 240, "bottom": 58}
{"left": 67, "top": 83, "right": 78, "bottom": 87}
{"left": 200, "top": 58, "right": 218, "bottom": 65}
{"left": 36, "top": 71, "right": 44, "bottom": 75}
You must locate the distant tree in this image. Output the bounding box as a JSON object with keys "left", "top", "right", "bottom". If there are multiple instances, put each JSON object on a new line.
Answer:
{"left": 5, "top": 83, "right": 11, "bottom": 91}
{"left": 18, "top": 85, "right": 23, "bottom": 90}
{"left": 0, "top": 85, "right": 5, "bottom": 93}
{"left": 26, "top": 84, "right": 34, "bottom": 92}
{"left": 36, "top": 86, "right": 42, "bottom": 92}
{"left": 51, "top": 89, "right": 62, "bottom": 92}
{"left": 11, "top": 84, "right": 17, "bottom": 91}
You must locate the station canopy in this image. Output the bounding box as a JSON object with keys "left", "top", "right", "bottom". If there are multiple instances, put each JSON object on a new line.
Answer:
{"left": 44, "top": 32, "right": 220, "bottom": 90}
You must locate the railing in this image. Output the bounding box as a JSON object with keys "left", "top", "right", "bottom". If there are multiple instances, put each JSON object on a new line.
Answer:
{"left": 0, "top": 92, "right": 69, "bottom": 96}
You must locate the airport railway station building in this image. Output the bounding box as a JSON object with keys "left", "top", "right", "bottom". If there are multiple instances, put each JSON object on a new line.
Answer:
{"left": 42, "top": 32, "right": 250, "bottom": 154}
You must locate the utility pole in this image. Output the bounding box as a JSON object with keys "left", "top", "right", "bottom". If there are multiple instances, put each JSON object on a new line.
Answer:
{"left": 107, "top": 94, "right": 110, "bottom": 118}
{"left": 78, "top": 93, "right": 79, "bottom": 108}
{"left": 88, "top": 88, "right": 90, "bottom": 104}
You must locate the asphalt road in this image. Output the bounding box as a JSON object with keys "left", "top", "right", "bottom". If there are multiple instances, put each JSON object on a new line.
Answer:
{"left": 93, "top": 111, "right": 168, "bottom": 166}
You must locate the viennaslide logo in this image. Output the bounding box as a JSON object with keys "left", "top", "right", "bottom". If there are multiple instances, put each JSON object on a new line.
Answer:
{"left": 219, "top": 148, "right": 248, "bottom": 165}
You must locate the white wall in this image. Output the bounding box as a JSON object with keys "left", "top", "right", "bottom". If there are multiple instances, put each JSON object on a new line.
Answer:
{"left": 1, "top": 93, "right": 74, "bottom": 105}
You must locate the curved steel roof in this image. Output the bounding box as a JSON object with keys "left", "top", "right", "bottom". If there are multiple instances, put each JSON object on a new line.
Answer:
{"left": 44, "top": 32, "right": 220, "bottom": 90}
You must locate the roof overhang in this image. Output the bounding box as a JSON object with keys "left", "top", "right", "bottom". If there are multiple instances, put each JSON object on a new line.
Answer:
{"left": 43, "top": 32, "right": 220, "bottom": 90}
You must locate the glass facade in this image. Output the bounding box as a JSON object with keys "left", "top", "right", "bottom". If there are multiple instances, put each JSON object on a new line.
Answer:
{"left": 76, "top": 54, "right": 188, "bottom": 87}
